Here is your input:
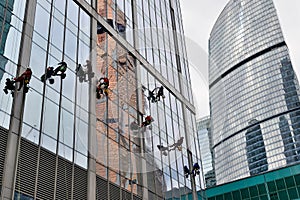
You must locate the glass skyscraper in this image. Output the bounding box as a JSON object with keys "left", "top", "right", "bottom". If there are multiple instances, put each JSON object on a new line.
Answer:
{"left": 196, "top": 116, "right": 216, "bottom": 188}
{"left": 209, "top": 0, "right": 300, "bottom": 185}
{"left": 0, "top": 0, "right": 202, "bottom": 199}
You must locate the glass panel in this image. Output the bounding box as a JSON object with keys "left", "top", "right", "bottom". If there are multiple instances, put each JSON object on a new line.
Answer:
{"left": 276, "top": 179, "right": 286, "bottom": 190}
{"left": 75, "top": 118, "right": 88, "bottom": 155}
{"left": 42, "top": 98, "right": 59, "bottom": 139}
{"left": 257, "top": 184, "right": 267, "bottom": 195}
{"left": 285, "top": 176, "right": 295, "bottom": 188}
{"left": 59, "top": 108, "right": 74, "bottom": 147}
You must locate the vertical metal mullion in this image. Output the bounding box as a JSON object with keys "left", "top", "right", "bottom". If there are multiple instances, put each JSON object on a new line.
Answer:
{"left": 88, "top": 13, "right": 98, "bottom": 200}
{"left": 106, "top": 31, "right": 110, "bottom": 200}
{"left": 116, "top": 43, "right": 122, "bottom": 200}
{"left": 34, "top": 0, "right": 55, "bottom": 199}
{"left": 71, "top": 0, "right": 80, "bottom": 199}
{"left": 53, "top": 0, "right": 68, "bottom": 198}
{"left": 8, "top": 0, "right": 38, "bottom": 198}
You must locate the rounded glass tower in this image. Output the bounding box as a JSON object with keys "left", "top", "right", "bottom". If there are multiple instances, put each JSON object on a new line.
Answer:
{"left": 209, "top": 0, "right": 300, "bottom": 184}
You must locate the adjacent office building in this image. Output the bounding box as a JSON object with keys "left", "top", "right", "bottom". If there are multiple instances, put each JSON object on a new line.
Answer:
{"left": 0, "top": 0, "right": 202, "bottom": 199}
{"left": 196, "top": 116, "right": 216, "bottom": 188}
{"left": 209, "top": 0, "right": 300, "bottom": 185}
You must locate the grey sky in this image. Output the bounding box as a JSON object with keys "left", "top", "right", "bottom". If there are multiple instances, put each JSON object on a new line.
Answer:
{"left": 180, "top": 0, "right": 300, "bottom": 119}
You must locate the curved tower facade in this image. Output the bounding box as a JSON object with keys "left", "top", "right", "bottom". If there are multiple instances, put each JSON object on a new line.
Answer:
{"left": 209, "top": 0, "right": 300, "bottom": 184}
{"left": 0, "top": 0, "right": 202, "bottom": 199}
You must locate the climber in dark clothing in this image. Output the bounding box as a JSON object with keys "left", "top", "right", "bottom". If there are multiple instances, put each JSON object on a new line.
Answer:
{"left": 192, "top": 163, "right": 200, "bottom": 176}
{"left": 3, "top": 78, "right": 15, "bottom": 95}
{"left": 147, "top": 89, "right": 156, "bottom": 103}
{"left": 53, "top": 61, "right": 67, "bottom": 79}
{"left": 184, "top": 166, "right": 191, "bottom": 178}
{"left": 4, "top": 68, "right": 32, "bottom": 96}
{"left": 147, "top": 86, "right": 165, "bottom": 103}
{"left": 41, "top": 67, "right": 55, "bottom": 84}
{"left": 40, "top": 61, "right": 67, "bottom": 84}
{"left": 156, "top": 86, "right": 165, "bottom": 101}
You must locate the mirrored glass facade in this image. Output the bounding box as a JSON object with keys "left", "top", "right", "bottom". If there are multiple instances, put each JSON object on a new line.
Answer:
{"left": 209, "top": 0, "right": 300, "bottom": 185}
{"left": 196, "top": 116, "right": 216, "bottom": 188}
{"left": 0, "top": 0, "right": 202, "bottom": 199}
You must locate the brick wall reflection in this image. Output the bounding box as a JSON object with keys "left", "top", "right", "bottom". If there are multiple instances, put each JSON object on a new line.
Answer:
{"left": 95, "top": 0, "right": 165, "bottom": 196}
{"left": 95, "top": 1, "right": 138, "bottom": 193}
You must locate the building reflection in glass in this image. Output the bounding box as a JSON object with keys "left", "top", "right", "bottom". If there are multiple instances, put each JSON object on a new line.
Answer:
{"left": 95, "top": 0, "right": 166, "bottom": 196}
{"left": 280, "top": 58, "right": 300, "bottom": 158}
{"left": 279, "top": 115, "right": 298, "bottom": 164}
{"left": 197, "top": 117, "right": 216, "bottom": 188}
{"left": 245, "top": 119, "right": 268, "bottom": 176}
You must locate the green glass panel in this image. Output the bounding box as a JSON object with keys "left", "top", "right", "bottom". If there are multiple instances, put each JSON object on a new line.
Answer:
{"left": 233, "top": 191, "right": 241, "bottom": 199}
{"left": 216, "top": 195, "right": 223, "bottom": 200}
{"left": 269, "top": 192, "right": 279, "bottom": 200}
{"left": 268, "top": 181, "right": 277, "bottom": 192}
{"left": 276, "top": 179, "right": 286, "bottom": 190}
{"left": 278, "top": 190, "right": 288, "bottom": 199}
{"left": 288, "top": 188, "right": 298, "bottom": 199}
{"left": 224, "top": 193, "right": 232, "bottom": 200}
{"left": 295, "top": 174, "right": 300, "bottom": 186}
{"left": 265, "top": 168, "right": 291, "bottom": 182}
{"left": 249, "top": 186, "right": 259, "bottom": 197}
{"left": 250, "top": 197, "right": 259, "bottom": 200}
{"left": 290, "top": 164, "right": 300, "bottom": 175}
{"left": 259, "top": 195, "right": 268, "bottom": 200}
{"left": 241, "top": 188, "right": 250, "bottom": 199}
{"left": 208, "top": 198, "right": 215, "bottom": 200}
{"left": 297, "top": 186, "right": 300, "bottom": 196}
{"left": 258, "top": 184, "right": 267, "bottom": 195}
{"left": 285, "top": 176, "right": 296, "bottom": 188}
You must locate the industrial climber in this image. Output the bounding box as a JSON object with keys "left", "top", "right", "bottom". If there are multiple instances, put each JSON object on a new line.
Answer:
{"left": 96, "top": 77, "right": 109, "bottom": 99}
{"left": 128, "top": 116, "right": 154, "bottom": 135}
{"left": 141, "top": 115, "right": 154, "bottom": 127}
{"left": 183, "top": 163, "right": 201, "bottom": 178}
{"left": 3, "top": 67, "right": 32, "bottom": 96}
{"left": 3, "top": 78, "right": 15, "bottom": 95}
{"left": 53, "top": 61, "right": 67, "bottom": 79}
{"left": 192, "top": 163, "right": 200, "bottom": 176}
{"left": 169, "top": 136, "right": 184, "bottom": 151}
{"left": 157, "top": 144, "right": 169, "bottom": 156}
{"left": 40, "top": 61, "right": 67, "bottom": 84}
{"left": 156, "top": 137, "right": 184, "bottom": 156}
{"left": 41, "top": 67, "right": 55, "bottom": 84}
{"left": 76, "top": 60, "right": 94, "bottom": 82}
{"left": 14, "top": 67, "right": 32, "bottom": 91}
{"left": 147, "top": 86, "right": 165, "bottom": 103}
